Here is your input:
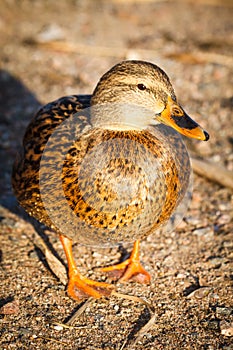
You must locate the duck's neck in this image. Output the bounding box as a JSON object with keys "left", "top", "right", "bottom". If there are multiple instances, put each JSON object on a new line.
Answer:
{"left": 90, "top": 102, "right": 156, "bottom": 132}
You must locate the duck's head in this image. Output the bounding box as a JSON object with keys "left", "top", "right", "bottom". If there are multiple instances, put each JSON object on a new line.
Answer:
{"left": 91, "top": 60, "right": 209, "bottom": 141}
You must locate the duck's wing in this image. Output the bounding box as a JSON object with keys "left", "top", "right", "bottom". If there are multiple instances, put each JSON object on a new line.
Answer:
{"left": 12, "top": 94, "right": 92, "bottom": 228}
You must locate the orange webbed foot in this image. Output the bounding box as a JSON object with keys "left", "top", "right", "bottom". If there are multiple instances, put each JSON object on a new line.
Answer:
{"left": 100, "top": 240, "right": 151, "bottom": 284}
{"left": 67, "top": 271, "right": 114, "bottom": 301}
{"left": 60, "top": 234, "right": 114, "bottom": 301}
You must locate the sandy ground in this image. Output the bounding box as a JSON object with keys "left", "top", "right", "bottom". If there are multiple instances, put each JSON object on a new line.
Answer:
{"left": 0, "top": 0, "right": 233, "bottom": 349}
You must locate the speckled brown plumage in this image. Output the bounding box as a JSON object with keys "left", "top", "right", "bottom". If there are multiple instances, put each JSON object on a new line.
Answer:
{"left": 12, "top": 95, "right": 91, "bottom": 233}
{"left": 12, "top": 60, "right": 208, "bottom": 300}
{"left": 12, "top": 96, "right": 188, "bottom": 245}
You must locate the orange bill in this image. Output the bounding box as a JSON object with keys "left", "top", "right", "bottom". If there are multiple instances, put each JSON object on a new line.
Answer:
{"left": 157, "top": 96, "right": 209, "bottom": 141}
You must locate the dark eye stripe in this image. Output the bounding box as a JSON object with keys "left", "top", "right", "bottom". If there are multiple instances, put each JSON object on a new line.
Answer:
{"left": 137, "top": 84, "right": 147, "bottom": 91}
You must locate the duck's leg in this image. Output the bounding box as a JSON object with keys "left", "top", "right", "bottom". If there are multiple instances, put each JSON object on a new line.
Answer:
{"left": 60, "top": 235, "right": 114, "bottom": 301}
{"left": 100, "top": 240, "right": 151, "bottom": 284}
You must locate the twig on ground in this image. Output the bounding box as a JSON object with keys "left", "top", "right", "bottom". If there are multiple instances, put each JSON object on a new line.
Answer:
{"left": 65, "top": 298, "right": 95, "bottom": 326}
{"left": 191, "top": 157, "right": 233, "bottom": 190}
{"left": 120, "top": 312, "right": 157, "bottom": 350}
{"left": 33, "top": 234, "right": 67, "bottom": 285}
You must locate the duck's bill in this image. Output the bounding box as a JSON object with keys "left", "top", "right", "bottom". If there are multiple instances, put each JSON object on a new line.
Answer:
{"left": 157, "top": 98, "right": 209, "bottom": 141}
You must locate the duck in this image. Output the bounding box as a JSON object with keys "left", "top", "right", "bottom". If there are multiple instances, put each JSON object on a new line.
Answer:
{"left": 12, "top": 60, "right": 209, "bottom": 301}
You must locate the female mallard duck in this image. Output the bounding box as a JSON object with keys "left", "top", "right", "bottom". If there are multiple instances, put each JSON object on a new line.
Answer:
{"left": 12, "top": 60, "right": 209, "bottom": 301}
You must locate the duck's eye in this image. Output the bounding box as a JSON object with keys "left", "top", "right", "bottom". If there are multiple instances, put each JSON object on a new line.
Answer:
{"left": 172, "top": 107, "right": 183, "bottom": 117}
{"left": 137, "top": 84, "right": 147, "bottom": 91}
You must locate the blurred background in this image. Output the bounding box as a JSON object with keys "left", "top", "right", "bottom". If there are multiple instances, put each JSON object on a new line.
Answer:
{"left": 0, "top": 1, "right": 232, "bottom": 349}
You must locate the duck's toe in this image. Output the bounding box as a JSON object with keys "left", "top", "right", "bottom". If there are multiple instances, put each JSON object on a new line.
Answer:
{"left": 67, "top": 272, "right": 114, "bottom": 301}
{"left": 99, "top": 240, "right": 151, "bottom": 284}
{"left": 100, "top": 258, "right": 151, "bottom": 284}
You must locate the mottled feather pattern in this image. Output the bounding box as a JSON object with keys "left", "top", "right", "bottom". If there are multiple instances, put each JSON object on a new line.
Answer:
{"left": 12, "top": 93, "right": 190, "bottom": 246}
{"left": 12, "top": 61, "right": 193, "bottom": 247}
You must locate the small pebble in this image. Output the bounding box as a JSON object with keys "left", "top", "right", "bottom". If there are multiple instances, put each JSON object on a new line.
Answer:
{"left": 192, "top": 227, "right": 213, "bottom": 237}
{"left": 53, "top": 324, "right": 64, "bottom": 331}
{"left": 187, "top": 287, "right": 212, "bottom": 299}
{"left": 207, "top": 319, "right": 220, "bottom": 331}
{"left": 218, "top": 214, "right": 231, "bottom": 225}
{"left": 0, "top": 300, "right": 19, "bottom": 315}
{"left": 220, "top": 321, "right": 233, "bottom": 337}
{"left": 19, "top": 327, "right": 31, "bottom": 335}
{"left": 216, "top": 306, "right": 232, "bottom": 318}
{"left": 184, "top": 216, "right": 200, "bottom": 226}
{"left": 207, "top": 257, "right": 223, "bottom": 268}
{"left": 28, "top": 250, "right": 38, "bottom": 259}
{"left": 176, "top": 272, "right": 189, "bottom": 279}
